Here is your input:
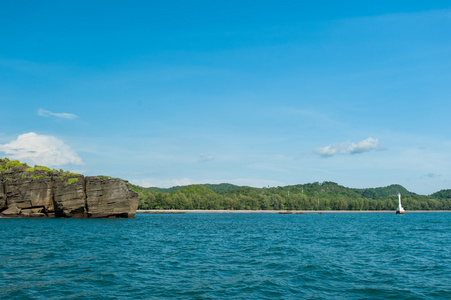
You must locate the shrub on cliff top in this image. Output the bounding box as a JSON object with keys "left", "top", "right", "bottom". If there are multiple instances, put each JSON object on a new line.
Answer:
{"left": 61, "top": 171, "right": 80, "bottom": 180}
{"left": 0, "top": 158, "right": 27, "bottom": 172}
{"left": 66, "top": 178, "right": 79, "bottom": 185}
{"left": 34, "top": 165, "right": 52, "bottom": 172}
{"left": 6, "top": 159, "right": 26, "bottom": 168}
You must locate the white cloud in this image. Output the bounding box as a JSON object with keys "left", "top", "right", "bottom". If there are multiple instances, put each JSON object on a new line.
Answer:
{"left": 38, "top": 108, "right": 78, "bottom": 120}
{"left": 315, "top": 137, "right": 379, "bottom": 157}
{"left": 0, "top": 132, "right": 83, "bottom": 166}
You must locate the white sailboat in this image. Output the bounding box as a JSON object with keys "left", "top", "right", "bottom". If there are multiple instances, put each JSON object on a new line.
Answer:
{"left": 396, "top": 193, "right": 405, "bottom": 214}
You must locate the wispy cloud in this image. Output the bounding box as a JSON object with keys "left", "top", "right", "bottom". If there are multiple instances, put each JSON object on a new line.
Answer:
{"left": 38, "top": 108, "right": 78, "bottom": 120}
{"left": 421, "top": 173, "right": 441, "bottom": 179}
{"left": 315, "top": 137, "right": 379, "bottom": 157}
{"left": 0, "top": 132, "right": 83, "bottom": 166}
{"left": 199, "top": 153, "right": 215, "bottom": 162}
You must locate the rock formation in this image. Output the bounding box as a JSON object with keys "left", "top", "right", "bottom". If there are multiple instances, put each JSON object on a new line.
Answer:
{"left": 0, "top": 159, "right": 138, "bottom": 218}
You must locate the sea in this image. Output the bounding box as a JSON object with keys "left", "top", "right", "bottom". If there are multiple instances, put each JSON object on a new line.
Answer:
{"left": 1, "top": 212, "right": 450, "bottom": 299}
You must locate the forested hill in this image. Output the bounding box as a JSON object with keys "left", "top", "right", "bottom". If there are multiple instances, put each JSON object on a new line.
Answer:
{"left": 131, "top": 181, "right": 451, "bottom": 211}
{"left": 431, "top": 189, "right": 451, "bottom": 200}
{"left": 147, "top": 183, "right": 239, "bottom": 194}
{"left": 352, "top": 184, "right": 412, "bottom": 199}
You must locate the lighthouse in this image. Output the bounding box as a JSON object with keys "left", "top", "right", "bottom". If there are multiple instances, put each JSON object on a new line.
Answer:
{"left": 396, "top": 193, "right": 405, "bottom": 214}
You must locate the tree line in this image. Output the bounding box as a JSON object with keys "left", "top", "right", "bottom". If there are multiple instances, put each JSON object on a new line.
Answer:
{"left": 131, "top": 181, "right": 451, "bottom": 211}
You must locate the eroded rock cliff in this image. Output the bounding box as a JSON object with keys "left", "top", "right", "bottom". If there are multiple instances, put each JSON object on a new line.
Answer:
{"left": 0, "top": 159, "right": 138, "bottom": 218}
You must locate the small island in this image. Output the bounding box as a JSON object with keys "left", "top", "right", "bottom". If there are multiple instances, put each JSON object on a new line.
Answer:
{"left": 0, "top": 158, "right": 138, "bottom": 218}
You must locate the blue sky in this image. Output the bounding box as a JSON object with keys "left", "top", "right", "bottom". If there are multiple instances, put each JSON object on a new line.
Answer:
{"left": 1, "top": 1, "right": 450, "bottom": 194}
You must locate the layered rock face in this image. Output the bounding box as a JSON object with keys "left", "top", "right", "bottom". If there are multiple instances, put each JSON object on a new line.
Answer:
{"left": 0, "top": 159, "right": 138, "bottom": 218}
{"left": 86, "top": 177, "right": 139, "bottom": 218}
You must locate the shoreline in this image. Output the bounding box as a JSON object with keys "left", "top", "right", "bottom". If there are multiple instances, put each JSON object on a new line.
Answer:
{"left": 137, "top": 209, "right": 451, "bottom": 214}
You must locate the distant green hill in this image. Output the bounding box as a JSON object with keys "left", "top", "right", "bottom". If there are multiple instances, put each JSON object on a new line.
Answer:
{"left": 147, "top": 186, "right": 184, "bottom": 193}
{"left": 131, "top": 181, "right": 451, "bottom": 211}
{"left": 146, "top": 183, "right": 239, "bottom": 194}
{"left": 352, "top": 184, "right": 413, "bottom": 199}
{"left": 201, "top": 183, "right": 240, "bottom": 194}
{"left": 431, "top": 189, "right": 451, "bottom": 199}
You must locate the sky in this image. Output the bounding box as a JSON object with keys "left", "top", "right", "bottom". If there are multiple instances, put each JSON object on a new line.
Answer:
{"left": 1, "top": 1, "right": 450, "bottom": 195}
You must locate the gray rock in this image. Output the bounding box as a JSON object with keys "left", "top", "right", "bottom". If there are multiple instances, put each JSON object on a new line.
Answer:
{"left": 4, "top": 176, "right": 54, "bottom": 211}
{"left": 0, "top": 159, "right": 138, "bottom": 218}
{"left": 86, "top": 177, "right": 138, "bottom": 218}
{"left": 2, "top": 204, "right": 21, "bottom": 215}
{"left": 0, "top": 176, "right": 5, "bottom": 211}
{"left": 53, "top": 174, "right": 87, "bottom": 218}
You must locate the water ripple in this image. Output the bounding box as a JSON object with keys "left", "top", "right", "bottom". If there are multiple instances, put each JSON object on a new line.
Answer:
{"left": 1, "top": 213, "right": 450, "bottom": 299}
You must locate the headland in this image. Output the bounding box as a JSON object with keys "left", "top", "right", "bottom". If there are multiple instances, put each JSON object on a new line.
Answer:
{"left": 0, "top": 158, "right": 138, "bottom": 218}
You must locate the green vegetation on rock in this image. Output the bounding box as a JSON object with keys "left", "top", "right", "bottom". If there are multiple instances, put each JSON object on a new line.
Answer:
{"left": 0, "top": 158, "right": 26, "bottom": 172}
{"left": 34, "top": 165, "right": 53, "bottom": 172}
{"left": 66, "top": 178, "right": 79, "bottom": 185}
{"left": 6, "top": 159, "right": 25, "bottom": 168}
{"left": 0, "top": 158, "right": 79, "bottom": 182}
{"left": 61, "top": 171, "right": 80, "bottom": 180}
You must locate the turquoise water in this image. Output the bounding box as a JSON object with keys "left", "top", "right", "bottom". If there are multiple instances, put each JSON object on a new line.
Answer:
{"left": 1, "top": 213, "right": 450, "bottom": 299}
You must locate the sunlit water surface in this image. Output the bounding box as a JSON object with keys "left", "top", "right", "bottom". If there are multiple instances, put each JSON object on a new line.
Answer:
{"left": 1, "top": 213, "right": 450, "bottom": 299}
